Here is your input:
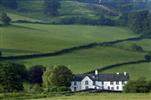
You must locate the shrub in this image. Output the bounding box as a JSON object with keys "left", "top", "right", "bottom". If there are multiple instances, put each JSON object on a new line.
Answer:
{"left": 131, "top": 44, "right": 144, "bottom": 52}
{"left": 144, "top": 53, "right": 151, "bottom": 61}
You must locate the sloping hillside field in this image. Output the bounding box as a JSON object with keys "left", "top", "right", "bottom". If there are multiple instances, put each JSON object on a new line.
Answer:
{"left": 0, "top": 22, "right": 151, "bottom": 80}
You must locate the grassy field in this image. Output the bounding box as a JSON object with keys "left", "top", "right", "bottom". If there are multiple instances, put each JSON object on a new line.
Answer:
{"left": 1, "top": 22, "right": 151, "bottom": 80}
{"left": 30, "top": 93, "right": 151, "bottom": 100}
{"left": 0, "top": 23, "right": 137, "bottom": 56}
{"left": 0, "top": 22, "right": 150, "bottom": 80}
{"left": 22, "top": 46, "right": 145, "bottom": 73}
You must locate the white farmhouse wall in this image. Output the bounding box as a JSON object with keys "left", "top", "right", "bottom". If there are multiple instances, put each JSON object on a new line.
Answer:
{"left": 81, "top": 76, "right": 94, "bottom": 90}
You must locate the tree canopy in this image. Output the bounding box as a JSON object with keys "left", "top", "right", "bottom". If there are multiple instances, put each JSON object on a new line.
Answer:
{"left": 43, "top": 65, "right": 73, "bottom": 88}
{"left": 0, "top": 62, "right": 27, "bottom": 92}
{"left": 28, "top": 65, "right": 45, "bottom": 85}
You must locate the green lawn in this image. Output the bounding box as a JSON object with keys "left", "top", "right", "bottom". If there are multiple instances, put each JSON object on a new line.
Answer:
{"left": 30, "top": 93, "right": 151, "bottom": 100}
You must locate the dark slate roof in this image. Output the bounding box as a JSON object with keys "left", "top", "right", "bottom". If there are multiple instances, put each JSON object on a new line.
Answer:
{"left": 72, "top": 73, "right": 129, "bottom": 81}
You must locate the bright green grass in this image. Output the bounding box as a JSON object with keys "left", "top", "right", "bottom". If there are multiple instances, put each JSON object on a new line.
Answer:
{"left": 31, "top": 93, "right": 151, "bottom": 100}
{"left": 103, "top": 62, "right": 151, "bottom": 80}
{"left": 21, "top": 46, "right": 144, "bottom": 74}
{"left": 0, "top": 23, "right": 137, "bottom": 56}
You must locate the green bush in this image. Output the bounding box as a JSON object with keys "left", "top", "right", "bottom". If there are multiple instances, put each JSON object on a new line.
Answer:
{"left": 124, "top": 77, "right": 150, "bottom": 93}
{"left": 144, "top": 53, "right": 151, "bottom": 61}
{"left": 24, "top": 83, "right": 43, "bottom": 93}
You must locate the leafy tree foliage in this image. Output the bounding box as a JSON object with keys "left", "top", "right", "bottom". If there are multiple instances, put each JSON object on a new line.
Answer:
{"left": 0, "top": 62, "right": 27, "bottom": 92}
{"left": 128, "top": 10, "right": 150, "bottom": 35}
{"left": 50, "top": 65, "right": 73, "bottom": 87}
{"left": 0, "top": 12, "right": 11, "bottom": 25}
{"left": 28, "top": 65, "right": 45, "bottom": 85}
{"left": 43, "top": 65, "right": 73, "bottom": 88}
{"left": 42, "top": 67, "right": 53, "bottom": 88}
{"left": 124, "top": 77, "right": 151, "bottom": 93}
{"left": 44, "top": 0, "right": 60, "bottom": 16}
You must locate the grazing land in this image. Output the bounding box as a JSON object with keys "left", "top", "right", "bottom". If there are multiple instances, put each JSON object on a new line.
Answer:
{"left": 1, "top": 22, "right": 151, "bottom": 80}
{"left": 0, "top": 23, "right": 137, "bottom": 56}
{"left": 30, "top": 93, "right": 151, "bottom": 100}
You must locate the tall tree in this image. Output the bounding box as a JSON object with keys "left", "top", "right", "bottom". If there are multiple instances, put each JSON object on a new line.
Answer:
{"left": 44, "top": 0, "right": 60, "bottom": 16}
{"left": 43, "top": 65, "right": 73, "bottom": 88}
{"left": 0, "top": 62, "right": 27, "bottom": 92}
{"left": 28, "top": 65, "right": 45, "bottom": 85}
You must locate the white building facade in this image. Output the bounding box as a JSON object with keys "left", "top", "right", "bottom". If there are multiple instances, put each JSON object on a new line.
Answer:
{"left": 70, "top": 70, "right": 129, "bottom": 92}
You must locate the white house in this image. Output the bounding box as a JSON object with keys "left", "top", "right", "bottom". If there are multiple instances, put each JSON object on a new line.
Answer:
{"left": 70, "top": 70, "right": 129, "bottom": 92}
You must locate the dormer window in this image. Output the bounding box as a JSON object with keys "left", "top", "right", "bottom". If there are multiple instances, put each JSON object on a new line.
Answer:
{"left": 85, "top": 80, "right": 89, "bottom": 85}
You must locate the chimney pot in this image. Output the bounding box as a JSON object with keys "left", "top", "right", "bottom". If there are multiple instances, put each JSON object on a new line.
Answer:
{"left": 124, "top": 72, "right": 127, "bottom": 76}
{"left": 95, "top": 70, "right": 98, "bottom": 75}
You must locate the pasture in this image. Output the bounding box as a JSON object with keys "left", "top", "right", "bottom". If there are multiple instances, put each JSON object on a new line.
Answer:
{"left": 1, "top": 23, "right": 151, "bottom": 80}
{"left": 30, "top": 93, "right": 151, "bottom": 100}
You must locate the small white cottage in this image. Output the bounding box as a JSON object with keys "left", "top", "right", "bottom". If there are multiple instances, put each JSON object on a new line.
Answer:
{"left": 70, "top": 70, "right": 129, "bottom": 92}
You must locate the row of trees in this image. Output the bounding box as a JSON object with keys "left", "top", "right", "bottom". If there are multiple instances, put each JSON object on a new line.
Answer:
{"left": 128, "top": 10, "right": 151, "bottom": 35}
{"left": 124, "top": 78, "right": 151, "bottom": 93}
{"left": 0, "top": 62, "right": 73, "bottom": 93}
{"left": 118, "top": 10, "right": 151, "bottom": 36}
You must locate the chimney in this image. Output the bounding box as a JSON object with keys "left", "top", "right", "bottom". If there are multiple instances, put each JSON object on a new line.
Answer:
{"left": 124, "top": 72, "right": 127, "bottom": 76}
{"left": 95, "top": 70, "right": 98, "bottom": 75}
